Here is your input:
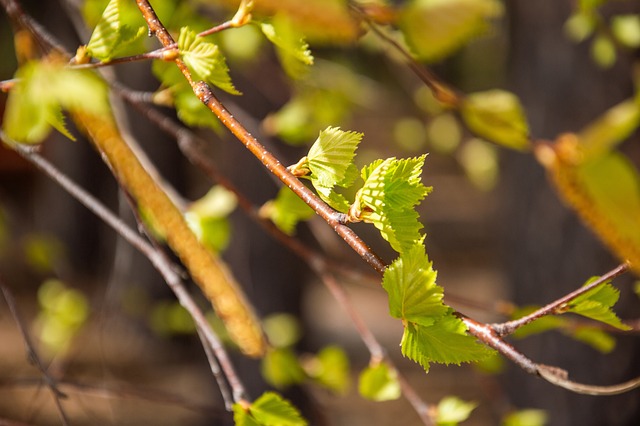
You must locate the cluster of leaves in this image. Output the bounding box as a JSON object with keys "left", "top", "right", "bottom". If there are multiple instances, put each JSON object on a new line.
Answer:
{"left": 565, "top": 0, "right": 640, "bottom": 68}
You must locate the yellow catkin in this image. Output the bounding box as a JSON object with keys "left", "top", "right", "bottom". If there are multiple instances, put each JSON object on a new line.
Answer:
{"left": 73, "top": 109, "right": 267, "bottom": 357}
{"left": 537, "top": 136, "right": 640, "bottom": 275}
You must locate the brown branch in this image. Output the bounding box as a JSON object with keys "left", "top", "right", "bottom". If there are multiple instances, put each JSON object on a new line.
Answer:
{"left": 0, "top": 278, "right": 70, "bottom": 426}
{"left": 491, "top": 262, "right": 630, "bottom": 337}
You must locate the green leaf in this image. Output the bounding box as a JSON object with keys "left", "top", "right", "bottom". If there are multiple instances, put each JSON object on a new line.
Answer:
{"left": 356, "top": 157, "right": 431, "bottom": 253}
{"left": 233, "top": 404, "right": 261, "bottom": 426}
{"left": 399, "top": 0, "right": 503, "bottom": 62}
{"left": 307, "top": 126, "right": 363, "bottom": 188}
{"left": 305, "top": 346, "right": 350, "bottom": 394}
{"left": 612, "top": 15, "right": 640, "bottom": 48}
{"left": 591, "top": 35, "right": 616, "bottom": 68}
{"left": 260, "top": 187, "right": 314, "bottom": 235}
{"left": 436, "top": 396, "right": 477, "bottom": 426}
{"left": 185, "top": 186, "right": 237, "bottom": 252}
{"left": 3, "top": 61, "right": 109, "bottom": 144}
{"left": 261, "top": 348, "right": 306, "bottom": 389}
{"left": 250, "top": 392, "right": 307, "bottom": 426}
{"left": 502, "top": 409, "right": 548, "bottom": 426}
{"left": 86, "top": 0, "right": 145, "bottom": 61}
{"left": 565, "top": 281, "right": 631, "bottom": 330}
{"left": 261, "top": 14, "right": 314, "bottom": 79}
{"left": 382, "top": 244, "right": 448, "bottom": 326}
{"left": 314, "top": 184, "right": 353, "bottom": 213}
{"left": 570, "top": 326, "right": 616, "bottom": 353}
{"left": 177, "top": 27, "right": 239, "bottom": 95}
{"left": 358, "top": 362, "right": 401, "bottom": 401}
{"left": 564, "top": 12, "right": 595, "bottom": 43}
{"left": 578, "top": 98, "right": 640, "bottom": 160}
{"left": 511, "top": 306, "right": 566, "bottom": 339}
{"left": 401, "top": 313, "right": 493, "bottom": 372}
{"left": 461, "top": 90, "right": 530, "bottom": 150}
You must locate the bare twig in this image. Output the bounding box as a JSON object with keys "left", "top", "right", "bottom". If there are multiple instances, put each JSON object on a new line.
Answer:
{"left": 0, "top": 278, "right": 70, "bottom": 426}
{"left": 0, "top": 131, "right": 247, "bottom": 405}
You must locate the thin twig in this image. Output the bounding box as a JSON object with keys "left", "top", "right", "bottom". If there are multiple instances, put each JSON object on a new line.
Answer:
{"left": 491, "top": 263, "right": 630, "bottom": 337}
{"left": 0, "top": 131, "right": 248, "bottom": 405}
{"left": 0, "top": 278, "right": 70, "bottom": 426}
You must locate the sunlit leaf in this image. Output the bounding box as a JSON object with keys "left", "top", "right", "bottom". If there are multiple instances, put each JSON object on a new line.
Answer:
{"left": 566, "top": 281, "right": 631, "bottom": 330}
{"left": 564, "top": 12, "right": 595, "bottom": 43}
{"left": 460, "top": 90, "right": 530, "bottom": 150}
{"left": 578, "top": 98, "right": 640, "bottom": 160}
{"left": 382, "top": 244, "right": 447, "bottom": 326}
{"left": 263, "top": 313, "right": 302, "bottom": 349}
{"left": 399, "top": 0, "right": 503, "bottom": 62}
{"left": 307, "top": 126, "right": 362, "bottom": 187}
{"left": 358, "top": 362, "right": 401, "bottom": 401}
{"left": 178, "top": 27, "right": 239, "bottom": 94}
{"left": 401, "top": 313, "right": 493, "bottom": 372}
{"left": 591, "top": 35, "right": 616, "bottom": 68}
{"left": 85, "top": 0, "right": 145, "bottom": 61}
{"left": 612, "top": 15, "right": 640, "bottom": 48}
{"left": 186, "top": 186, "right": 237, "bottom": 252}
{"left": 250, "top": 392, "right": 307, "bottom": 426}
{"left": 233, "top": 404, "right": 261, "bottom": 426}
{"left": 262, "top": 348, "right": 306, "bottom": 389}
{"left": 436, "top": 396, "right": 477, "bottom": 426}
{"left": 259, "top": 186, "right": 314, "bottom": 235}
{"left": 570, "top": 326, "right": 616, "bottom": 353}
{"left": 261, "top": 14, "right": 314, "bottom": 79}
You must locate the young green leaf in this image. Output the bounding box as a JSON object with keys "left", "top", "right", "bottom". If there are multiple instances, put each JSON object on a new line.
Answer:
{"left": 259, "top": 186, "right": 314, "bottom": 235}
{"left": 177, "top": 27, "right": 239, "bottom": 95}
{"left": 261, "top": 14, "right": 314, "bottom": 79}
{"left": 460, "top": 90, "right": 530, "bottom": 150}
{"left": 578, "top": 98, "right": 640, "bottom": 160}
{"left": 399, "top": 0, "right": 503, "bottom": 62}
{"left": 611, "top": 15, "right": 640, "bottom": 48}
{"left": 382, "top": 243, "right": 448, "bottom": 326}
{"left": 355, "top": 156, "right": 431, "bottom": 253}
{"left": 185, "top": 186, "right": 237, "bottom": 252}
{"left": 358, "top": 362, "right": 401, "bottom": 401}
{"left": 85, "top": 0, "right": 145, "bottom": 61}
{"left": 233, "top": 404, "right": 261, "bottom": 426}
{"left": 565, "top": 282, "right": 631, "bottom": 330}
{"left": 3, "top": 61, "right": 108, "bottom": 144}
{"left": 401, "top": 313, "right": 493, "bottom": 372}
{"left": 570, "top": 326, "right": 616, "bottom": 353}
{"left": 304, "top": 346, "right": 350, "bottom": 394}
{"left": 436, "top": 396, "right": 477, "bottom": 426}
{"left": 250, "top": 392, "right": 307, "bottom": 426}
{"left": 261, "top": 348, "right": 306, "bottom": 389}
{"left": 307, "top": 126, "right": 362, "bottom": 188}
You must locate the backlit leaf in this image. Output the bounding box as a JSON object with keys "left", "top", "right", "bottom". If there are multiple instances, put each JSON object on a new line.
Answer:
{"left": 178, "top": 27, "right": 239, "bottom": 95}
{"left": 86, "top": 0, "right": 145, "bottom": 61}
{"left": 399, "top": 0, "right": 503, "bottom": 62}
{"left": 566, "top": 281, "right": 631, "bottom": 330}
{"left": 261, "top": 348, "right": 306, "bottom": 389}
{"left": 233, "top": 404, "right": 261, "bottom": 426}
{"left": 612, "top": 15, "right": 640, "bottom": 48}
{"left": 307, "top": 126, "right": 363, "bottom": 187}
{"left": 401, "top": 313, "right": 493, "bottom": 372}
{"left": 260, "top": 186, "right": 315, "bottom": 235}
{"left": 358, "top": 362, "right": 401, "bottom": 401}
{"left": 461, "top": 90, "right": 530, "bottom": 150}
{"left": 578, "top": 98, "right": 640, "bottom": 160}
{"left": 436, "top": 396, "right": 477, "bottom": 426}
{"left": 502, "top": 409, "right": 547, "bottom": 426}
{"left": 305, "top": 346, "right": 350, "bottom": 394}
{"left": 382, "top": 244, "right": 447, "bottom": 326}
{"left": 250, "top": 392, "right": 307, "bottom": 426}
{"left": 261, "top": 14, "right": 314, "bottom": 79}
{"left": 570, "top": 326, "right": 616, "bottom": 353}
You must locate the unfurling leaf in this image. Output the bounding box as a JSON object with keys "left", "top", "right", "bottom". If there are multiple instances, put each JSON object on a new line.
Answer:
{"left": 460, "top": 90, "right": 530, "bottom": 150}
{"left": 354, "top": 156, "right": 431, "bottom": 253}
{"left": 565, "top": 281, "right": 631, "bottom": 330}
{"left": 399, "top": 0, "right": 503, "bottom": 62}
{"left": 538, "top": 138, "right": 640, "bottom": 274}
{"left": 86, "top": 0, "right": 145, "bottom": 61}
{"left": 177, "top": 27, "right": 239, "bottom": 94}
{"left": 3, "top": 60, "right": 108, "bottom": 144}
{"left": 358, "top": 362, "right": 401, "bottom": 401}
{"left": 436, "top": 396, "right": 477, "bottom": 426}
{"left": 261, "top": 14, "right": 314, "bottom": 79}
{"left": 259, "top": 186, "right": 314, "bottom": 235}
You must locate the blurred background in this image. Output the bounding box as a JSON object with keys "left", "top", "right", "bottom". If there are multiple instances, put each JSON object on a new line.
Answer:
{"left": 0, "top": 0, "right": 639, "bottom": 425}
